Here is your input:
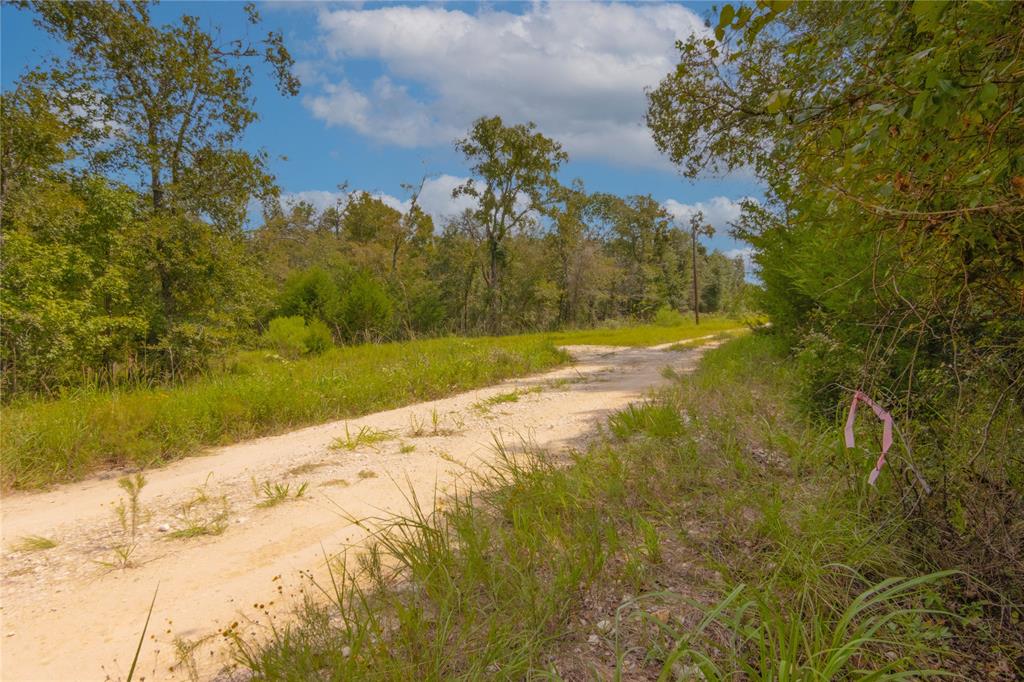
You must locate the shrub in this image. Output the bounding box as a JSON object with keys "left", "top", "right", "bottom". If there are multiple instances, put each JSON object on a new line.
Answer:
{"left": 652, "top": 305, "right": 685, "bottom": 327}
{"left": 261, "top": 316, "right": 308, "bottom": 358}
{"left": 302, "top": 318, "right": 333, "bottom": 355}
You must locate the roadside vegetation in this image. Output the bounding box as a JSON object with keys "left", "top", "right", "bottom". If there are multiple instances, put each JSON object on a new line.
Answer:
{"left": 234, "top": 334, "right": 1021, "bottom": 679}
{"left": 0, "top": 336, "right": 569, "bottom": 489}
{"left": 1, "top": 318, "right": 749, "bottom": 490}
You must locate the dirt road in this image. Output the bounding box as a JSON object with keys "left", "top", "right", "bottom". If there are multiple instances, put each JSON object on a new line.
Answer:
{"left": 0, "top": 341, "right": 712, "bottom": 681}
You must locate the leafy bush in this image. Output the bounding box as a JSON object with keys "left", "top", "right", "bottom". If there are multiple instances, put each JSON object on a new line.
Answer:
{"left": 261, "top": 316, "right": 306, "bottom": 357}
{"left": 302, "top": 318, "right": 333, "bottom": 355}
{"left": 338, "top": 272, "right": 393, "bottom": 342}
{"left": 652, "top": 305, "right": 685, "bottom": 327}
{"left": 262, "top": 316, "right": 334, "bottom": 357}
{"left": 277, "top": 268, "right": 341, "bottom": 324}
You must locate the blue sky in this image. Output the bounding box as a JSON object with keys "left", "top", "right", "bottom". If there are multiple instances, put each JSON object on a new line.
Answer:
{"left": 1, "top": 1, "right": 761, "bottom": 257}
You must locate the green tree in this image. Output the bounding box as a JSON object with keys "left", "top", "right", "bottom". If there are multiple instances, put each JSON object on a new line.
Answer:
{"left": 26, "top": 0, "right": 299, "bottom": 220}
{"left": 646, "top": 0, "right": 1024, "bottom": 587}
{"left": 454, "top": 116, "right": 568, "bottom": 333}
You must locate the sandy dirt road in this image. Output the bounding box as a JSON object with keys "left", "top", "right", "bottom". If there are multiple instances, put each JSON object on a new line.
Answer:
{"left": 0, "top": 341, "right": 712, "bottom": 681}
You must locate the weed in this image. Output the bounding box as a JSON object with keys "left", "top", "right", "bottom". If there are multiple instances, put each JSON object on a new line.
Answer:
{"left": 2, "top": 336, "right": 567, "bottom": 489}
{"left": 399, "top": 442, "right": 416, "bottom": 454}
{"left": 356, "top": 469, "right": 377, "bottom": 480}
{"left": 608, "top": 402, "right": 685, "bottom": 439}
{"left": 169, "top": 478, "right": 230, "bottom": 539}
{"left": 109, "top": 473, "right": 147, "bottom": 568}
{"left": 14, "top": 535, "right": 58, "bottom": 552}
{"left": 331, "top": 424, "right": 394, "bottom": 451}
{"left": 407, "top": 413, "right": 426, "bottom": 437}
{"left": 253, "top": 478, "right": 309, "bottom": 507}
{"left": 472, "top": 386, "right": 541, "bottom": 413}
{"left": 232, "top": 334, "right": 989, "bottom": 679}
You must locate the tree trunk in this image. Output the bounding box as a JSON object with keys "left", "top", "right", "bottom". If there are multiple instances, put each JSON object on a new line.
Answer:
{"left": 691, "top": 227, "right": 700, "bottom": 325}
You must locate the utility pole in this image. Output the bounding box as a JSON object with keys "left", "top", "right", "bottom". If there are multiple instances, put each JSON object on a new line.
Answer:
{"left": 688, "top": 211, "right": 714, "bottom": 325}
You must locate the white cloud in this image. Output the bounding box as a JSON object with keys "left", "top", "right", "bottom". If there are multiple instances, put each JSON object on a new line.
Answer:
{"left": 306, "top": 2, "right": 707, "bottom": 168}
{"left": 278, "top": 175, "right": 475, "bottom": 227}
{"left": 662, "top": 196, "right": 752, "bottom": 232}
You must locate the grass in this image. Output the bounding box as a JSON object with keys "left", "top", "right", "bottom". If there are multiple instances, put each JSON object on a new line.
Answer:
{"left": 331, "top": 425, "right": 394, "bottom": 451}
{"left": 13, "top": 535, "right": 58, "bottom": 552}
{"left": 232, "top": 332, "right": 1010, "bottom": 679}
{"left": 168, "top": 477, "right": 230, "bottom": 539}
{"left": 254, "top": 479, "right": 309, "bottom": 508}
{"left": 535, "top": 314, "right": 757, "bottom": 347}
{"left": 1, "top": 336, "right": 568, "bottom": 489}
{"left": 471, "top": 386, "right": 542, "bottom": 412}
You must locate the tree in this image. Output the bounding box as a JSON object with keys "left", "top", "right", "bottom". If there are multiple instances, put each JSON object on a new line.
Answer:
{"left": 687, "top": 211, "right": 714, "bottom": 324}
{"left": 646, "top": 0, "right": 1024, "bottom": 587}
{"left": 454, "top": 116, "right": 568, "bottom": 333}
{"left": 25, "top": 0, "right": 299, "bottom": 222}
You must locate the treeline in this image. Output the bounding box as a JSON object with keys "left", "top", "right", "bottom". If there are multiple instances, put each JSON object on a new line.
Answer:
{"left": 647, "top": 1, "right": 1022, "bottom": 597}
{"left": 0, "top": 2, "right": 749, "bottom": 398}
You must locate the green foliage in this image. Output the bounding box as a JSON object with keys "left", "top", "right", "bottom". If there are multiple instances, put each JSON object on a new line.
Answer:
{"left": 0, "top": 336, "right": 567, "bottom": 488}
{"left": 235, "top": 335, "right": 998, "bottom": 678}
{"left": 277, "top": 268, "right": 340, "bottom": 326}
{"left": 302, "top": 318, "right": 333, "bottom": 355}
{"left": 261, "top": 316, "right": 309, "bottom": 358}
{"left": 652, "top": 305, "right": 685, "bottom": 327}
{"left": 337, "top": 271, "right": 393, "bottom": 342}
{"left": 648, "top": 0, "right": 1023, "bottom": 596}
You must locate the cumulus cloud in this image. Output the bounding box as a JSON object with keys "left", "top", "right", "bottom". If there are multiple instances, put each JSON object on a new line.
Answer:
{"left": 662, "top": 196, "right": 752, "bottom": 232}
{"left": 306, "top": 2, "right": 707, "bottom": 168}
{"left": 279, "top": 175, "right": 475, "bottom": 226}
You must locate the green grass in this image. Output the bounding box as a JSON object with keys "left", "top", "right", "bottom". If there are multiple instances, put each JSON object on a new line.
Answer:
{"left": 331, "top": 425, "right": 395, "bottom": 451}
{"left": 232, "top": 332, "right": 1002, "bottom": 679}
{"left": 0, "top": 336, "right": 568, "bottom": 489}
{"left": 13, "top": 535, "right": 58, "bottom": 552}
{"left": 254, "top": 479, "right": 309, "bottom": 508}
{"left": 535, "top": 314, "right": 756, "bottom": 346}
{"left": 471, "top": 386, "right": 542, "bottom": 412}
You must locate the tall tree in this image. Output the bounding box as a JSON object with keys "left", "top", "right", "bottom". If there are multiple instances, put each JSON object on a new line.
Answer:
{"left": 454, "top": 116, "right": 568, "bottom": 333}
{"left": 26, "top": 0, "right": 299, "bottom": 224}
{"left": 687, "top": 211, "right": 714, "bottom": 324}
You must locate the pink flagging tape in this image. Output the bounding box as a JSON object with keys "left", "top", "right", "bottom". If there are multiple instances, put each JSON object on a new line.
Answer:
{"left": 844, "top": 390, "right": 893, "bottom": 486}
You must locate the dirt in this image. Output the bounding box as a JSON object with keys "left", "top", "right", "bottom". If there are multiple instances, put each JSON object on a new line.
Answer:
{"left": 0, "top": 341, "right": 715, "bottom": 681}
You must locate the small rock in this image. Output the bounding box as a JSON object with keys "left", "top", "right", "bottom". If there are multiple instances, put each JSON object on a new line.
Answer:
{"left": 587, "top": 634, "right": 599, "bottom": 645}
{"left": 884, "top": 651, "right": 897, "bottom": 661}
{"left": 652, "top": 609, "right": 671, "bottom": 624}
{"left": 596, "top": 619, "right": 611, "bottom": 632}
{"left": 341, "top": 645, "right": 351, "bottom": 658}
{"left": 157, "top": 524, "right": 171, "bottom": 533}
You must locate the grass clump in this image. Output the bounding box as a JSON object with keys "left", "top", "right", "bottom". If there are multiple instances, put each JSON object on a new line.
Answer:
{"left": 14, "top": 535, "right": 58, "bottom": 552}
{"left": 254, "top": 479, "right": 309, "bottom": 508}
{"left": 537, "top": 314, "right": 755, "bottom": 346}
{"left": 331, "top": 425, "right": 394, "bottom": 451}
{"left": 2, "top": 335, "right": 567, "bottom": 489}
{"left": 472, "top": 386, "right": 541, "bottom": 413}
{"left": 234, "top": 333, "right": 1011, "bottom": 679}
{"left": 169, "top": 478, "right": 230, "bottom": 539}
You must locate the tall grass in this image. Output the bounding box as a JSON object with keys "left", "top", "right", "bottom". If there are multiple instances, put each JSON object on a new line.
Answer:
{"left": 535, "top": 314, "right": 754, "bottom": 347}
{"left": 1, "top": 336, "right": 566, "bottom": 489}
{"left": 231, "top": 333, "right": 992, "bottom": 679}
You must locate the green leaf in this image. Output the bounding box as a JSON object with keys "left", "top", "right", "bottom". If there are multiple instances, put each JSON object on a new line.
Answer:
{"left": 719, "top": 4, "right": 735, "bottom": 29}
{"left": 911, "top": 91, "right": 930, "bottom": 118}
{"left": 978, "top": 82, "right": 998, "bottom": 104}
{"left": 912, "top": 0, "right": 949, "bottom": 28}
